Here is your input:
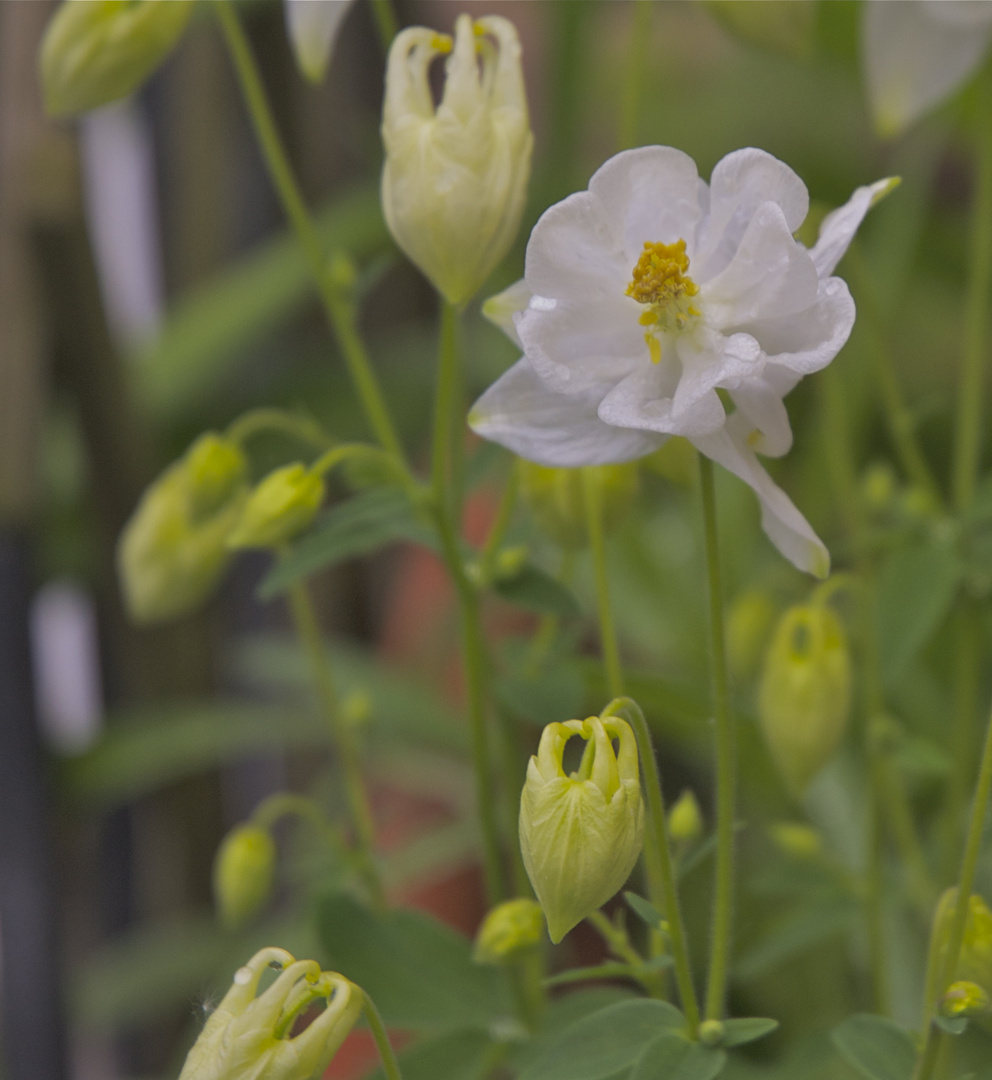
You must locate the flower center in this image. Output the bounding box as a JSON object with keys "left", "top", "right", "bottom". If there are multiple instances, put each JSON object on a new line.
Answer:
{"left": 626, "top": 240, "right": 700, "bottom": 364}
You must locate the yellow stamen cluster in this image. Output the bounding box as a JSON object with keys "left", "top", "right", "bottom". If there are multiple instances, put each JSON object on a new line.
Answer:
{"left": 626, "top": 239, "right": 700, "bottom": 363}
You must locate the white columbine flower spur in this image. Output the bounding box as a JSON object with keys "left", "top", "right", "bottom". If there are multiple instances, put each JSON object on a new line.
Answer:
{"left": 469, "top": 146, "right": 896, "bottom": 576}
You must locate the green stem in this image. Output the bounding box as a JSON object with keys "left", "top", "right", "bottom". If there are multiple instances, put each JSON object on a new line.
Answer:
{"left": 914, "top": 1027, "right": 946, "bottom": 1080}
{"left": 368, "top": 0, "right": 399, "bottom": 53}
{"left": 213, "top": 0, "right": 405, "bottom": 464}
{"left": 874, "top": 747, "right": 936, "bottom": 913}
{"left": 479, "top": 466, "right": 520, "bottom": 580}
{"left": 617, "top": 0, "right": 652, "bottom": 150}
{"left": 286, "top": 579, "right": 384, "bottom": 906}
{"left": 952, "top": 65, "right": 992, "bottom": 512}
{"left": 698, "top": 456, "right": 735, "bottom": 1022}
{"left": 363, "top": 993, "right": 403, "bottom": 1080}
{"left": 250, "top": 792, "right": 347, "bottom": 858}
{"left": 602, "top": 697, "right": 700, "bottom": 1035}
{"left": 225, "top": 408, "right": 335, "bottom": 450}
{"left": 584, "top": 469, "right": 623, "bottom": 698}
{"left": 864, "top": 783, "right": 892, "bottom": 1017}
{"left": 432, "top": 301, "right": 461, "bottom": 519}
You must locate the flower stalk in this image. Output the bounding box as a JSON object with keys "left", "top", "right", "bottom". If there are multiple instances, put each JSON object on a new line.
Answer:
{"left": 584, "top": 468, "right": 624, "bottom": 699}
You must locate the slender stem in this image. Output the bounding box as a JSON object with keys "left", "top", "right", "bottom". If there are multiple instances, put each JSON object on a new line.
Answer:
{"left": 864, "top": 781, "right": 892, "bottom": 1017}
{"left": 617, "top": 0, "right": 652, "bottom": 150}
{"left": 250, "top": 792, "right": 347, "bottom": 858}
{"left": 952, "top": 65, "right": 992, "bottom": 512}
{"left": 697, "top": 456, "right": 735, "bottom": 1022}
{"left": 225, "top": 408, "right": 335, "bottom": 450}
{"left": 602, "top": 697, "right": 700, "bottom": 1035}
{"left": 479, "top": 466, "right": 520, "bottom": 580}
{"left": 363, "top": 994, "right": 403, "bottom": 1080}
{"left": 213, "top": 0, "right": 405, "bottom": 464}
{"left": 584, "top": 468, "right": 623, "bottom": 698}
{"left": 914, "top": 1028, "right": 946, "bottom": 1080}
{"left": 368, "top": 0, "right": 399, "bottom": 53}
{"left": 432, "top": 301, "right": 460, "bottom": 519}
{"left": 874, "top": 748, "right": 936, "bottom": 912}
{"left": 286, "top": 579, "right": 384, "bottom": 906}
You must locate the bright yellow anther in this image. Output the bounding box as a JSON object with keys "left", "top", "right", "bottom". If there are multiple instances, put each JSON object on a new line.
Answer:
{"left": 646, "top": 334, "right": 662, "bottom": 365}
{"left": 431, "top": 33, "right": 452, "bottom": 53}
{"left": 626, "top": 239, "right": 699, "bottom": 307}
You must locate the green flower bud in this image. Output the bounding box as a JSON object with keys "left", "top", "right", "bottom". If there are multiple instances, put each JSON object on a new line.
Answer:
{"left": 517, "top": 460, "right": 639, "bottom": 551}
{"left": 227, "top": 464, "right": 325, "bottom": 550}
{"left": 178, "top": 947, "right": 362, "bottom": 1080}
{"left": 861, "top": 461, "right": 897, "bottom": 514}
{"left": 758, "top": 603, "right": 852, "bottom": 796}
{"left": 769, "top": 822, "right": 823, "bottom": 860}
{"left": 519, "top": 716, "right": 644, "bottom": 944}
{"left": 213, "top": 825, "right": 277, "bottom": 930}
{"left": 381, "top": 14, "right": 533, "bottom": 307}
{"left": 698, "top": 1019, "right": 725, "bottom": 1047}
{"left": 668, "top": 789, "right": 703, "bottom": 845}
{"left": 932, "top": 889, "right": 992, "bottom": 994}
{"left": 473, "top": 898, "right": 544, "bottom": 965}
{"left": 40, "top": 0, "right": 194, "bottom": 118}
{"left": 726, "top": 589, "right": 775, "bottom": 681}
{"left": 941, "top": 980, "right": 992, "bottom": 1019}
{"left": 117, "top": 434, "right": 248, "bottom": 624}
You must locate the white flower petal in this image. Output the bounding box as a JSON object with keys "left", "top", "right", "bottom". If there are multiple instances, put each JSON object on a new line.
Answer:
{"left": 920, "top": 0, "right": 992, "bottom": 29}
{"left": 728, "top": 378, "right": 797, "bottom": 458}
{"left": 692, "top": 427, "right": 829, "bottom": 577}
{"left": 469, "top": 359, "right": 665, "bottom": 466}
{"left": 694, "top": 148, "right": 809, "bottom": 279}
{"left": 285, "top": 0, "right": 352, "bottom": 84}
{"left": 704, "top": 202, "right": 819, "bottom": 325}
{"left": 598, "top": 361, "right": 727, "bottom": 439}
{"left": 862, "top": 0, "right": 992, "bottom": 136}
{"left": 587, "top": 146, "right": 703, "bottom": 263}
{"left": 672, "top": 329, "right": 763, "bottom": 421}
{"left": 809, "top": 177, "right": 900, "bottom": 279}
{"left": 482, "top": 279, "right": 531, "bottom": 347}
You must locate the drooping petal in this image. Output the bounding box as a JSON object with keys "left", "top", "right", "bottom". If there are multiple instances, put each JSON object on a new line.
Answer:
{"left": 728, "top": 375, "right": 798, "bottom": 458}
{"left": 469, "top": 359, "right": 666, "bottom": 466}
{"left": 285, "top": 0, "right": 353, "bottom": 84}
{"left": 671, "top": 328, "right": 764, "bottom": 422}
{"left": 692, "top": 426, "right": 830, "bottom": 577}
{"left": 862, "top": 0, "right": 992, "bottom": 137}
{"left": 482, "top": 278, "right": 532, "bottom": 347}
{"left": 597, "top": 357, "right": 726, "bottom": 439}
{"left": 809, "top": 177, "right": 901, "bottom": 279}
{"left": 694, "top": 148, "right": 809, "bottom": 279}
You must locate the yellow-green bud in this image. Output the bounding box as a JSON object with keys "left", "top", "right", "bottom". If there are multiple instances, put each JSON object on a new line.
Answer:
{"left": 726, "top": 589, "right": 775, "bottom": 681}
{"left": 381, "top": 14, "right": 533, "bottom": 307}
{"left": 473, "top": 898, "right": 544, "bottom": 965}
{"left": 517, "top": 460, "right": 639, "bottom": 551}
{"left": 668, "top": 789, "right": 703, "bottom": 845}
{"left": 40, "top": 0, "right": 194, "bottom": 118}
{"left": 932, "top": 889, "right": 992, "bottom": 994}
{"left": 699, "top": 1019, "right": 725, "bottom": 1047}
{"left": 519, "top": 716, "right": 644, "bottom": 944}
{"left": 213, "top": 825, "right": 277, "bottom": 930}
{"left": 941, "top": 980, "right": 992, "bottom": 1019}
{"left": 227, "top": 464, "right": 324, "bottom": 550}
{"left": 117, "top": 434, "right": 248, "bottom": 624}
{"left": 178, "top": 947, "right": 362, "bottom": 1080}
{"left": 769, "top": 822, "right": 823, "bottom": 860}
{"left": 758, "top": 604, "right": 852, "bottom": 796}
{"left": 861, "top": 461, "right": 897, "bottom": 513}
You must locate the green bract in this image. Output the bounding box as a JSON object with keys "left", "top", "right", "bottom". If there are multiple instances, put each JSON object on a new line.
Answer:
{"left": 178, "top": 948, "right": 362, "bottom": 1080}
{"left": 117, "top": 433, "right": 248, "bottom": 624}
{"left": 40, "top": 0, "right": 194, "bottom": 118}
{"left": 227, "top": 464, "right": 325, "bottom": 550}
{"left": 519, "top": 716, "right": 644, "bottom": 944}
{"left": 213, "top": 825, "right": 277, "bottom": 930}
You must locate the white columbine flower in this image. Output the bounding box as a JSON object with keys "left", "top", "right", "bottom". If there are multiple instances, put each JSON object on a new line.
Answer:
{"left": 469, "top": 146, "right": 896, "bottom": 576}
{"left": 862, "top": 0, "right": 992, "bottom": 137}
{"left": 284, "top": 0, "right": 354, "bottom": 85}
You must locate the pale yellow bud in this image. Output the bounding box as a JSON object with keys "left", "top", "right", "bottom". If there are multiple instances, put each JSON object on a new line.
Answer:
{"left": 668, "top": 789, "right": 703, "bottom": 844}
{"left": 769, "top": 822, "right": 823, "bottom": 860}
{"left": 473, "top": 898, "right": 544, "bottom": 965}
{"left": 40, "top": 0, "right": 194, "bottom": 117}
{"left": 941, "top": 980, "right": 992, "bottom": 1019}
{"left": 726, "top": 590, "right": 775, "bottom": 681}
{"left": 758, "top": 604, "right": 852, "bottom": 796}
{"left": 932, "top": 889, "right": 992, "bottom": 994}
{"left": 179, "top": 948, "right": 362, "bottom": 1080}
{"left": 227, "top": 464, "right": 325, "bottom": 550}
{"left": 213, "top": 825, "right": 277, "bottom": 930}
{"left": 381, "top": 14, "right": 532, "bottom": 307}
{"left": 519, "top": 716, "right": 644, "bottom": 944}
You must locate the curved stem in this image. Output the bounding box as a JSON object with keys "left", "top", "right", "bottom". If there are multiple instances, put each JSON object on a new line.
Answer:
{"left": 286, "top": 579, "right": 384, "bottom": 907}
{"left": 363, "top": 993, "right": 403, "bottom": 1080}
{"left": 602, "top": 697, "right": 700, "bottom": 1035}
{"left": 225, "top": 408, "right": 335, "bottom": 450}
{"left": 213, "top": 0, "right": 405, "bottom": 465}
{"left": 250, "top": 792, "right": 347, "bottom": 858}
{"left": 584, "top": 468, "right": 623, "bottom": 698}
{"left": 698, "top": 456, "right": 735, "bottom": 1022}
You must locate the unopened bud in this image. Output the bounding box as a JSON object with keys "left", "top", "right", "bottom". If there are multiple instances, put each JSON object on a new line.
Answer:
{"left": 473, "top": 898, "right": 544, "bottom": 965}
{"left": 520, "top": 715, "right": 644, "bottom": 943}
{"left": 726, "top": 590, "right": 775, "bottom": 681}
{"left": 861, "top": 462, "right": 897, "bottom": 513}
{"left": 758, "top": 603, "right": 852, "bottom": 796}
{"left": 227, "top": 464, "right": 324, "bottom": 550}
{"left": 769, "top": 822, "right": 823, "bottom": 860}
{"left": 41, "top": 0, "right": 194, "bottom": 117}
{"left": 699, "top": 1019, "right": 725, "bottom": 1047}
{"left": 940, "top": 980, "right": 992, "bottom": 1019}
{"left": 668, "top": 790, "right": 703, "bottom": 844}
{"left": 213, "top": 825, "right": 277, "bottom": 930}
{"left": 932, "top": 889, "right": 992, "bottom": 994}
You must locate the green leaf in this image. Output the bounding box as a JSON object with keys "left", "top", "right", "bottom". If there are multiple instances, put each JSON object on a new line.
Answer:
{"left": 365, "top": 1030, "right": 496, "bottom": 1080}
{"left": 876, "top": 541, "right": 961, "bottom": 684}
{"left": 259, "top": 489, "right": 433, "bottom": 599}
{"left": 631, "top": 1033, "right": 726, "bottom": 1080}
{"left": 315, "top": 893, "right": 513, "bottom": 1031}
{"left": 519, "top": 999, "right": 685, "bottom": 1080}
{"left": 491, "top": 562, "right": 582, "bottom": 617}
{"left": 624, "top": 891, "right": 665, "bottom": 930}
{"left": 721, "top": 1017, "right": 780, "bottom": 1048}
{"left": 831, "top": 1014, "right": 917, "bottom": 1080}
{"left": 735, "top": 897, "right": 860, "bottom": 981}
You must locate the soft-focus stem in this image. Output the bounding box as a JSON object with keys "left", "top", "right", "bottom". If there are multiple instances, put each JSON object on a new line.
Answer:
{"left": 617, "top": 0, "right": 652, "bottom": 151}
{"left": 250, "top": 792, "right": 347, "bottom": 859}
{"left": 952, "top": 65, "right": 992, "bottom": 512}
{"left": 225, "top": 408, "right": 335, "bottom": 450}
{"left": 363, "top": 993, "right": 403, "bottom": 1080}
{"left": 584, "top": 468, "right": 623, "bottom": 699}
{"left": 369, "top": 0, "right": 399, "bottom": 53}
{"left": 697, "top": 456, "right": 735, "bottom": 1022}
{"left": 286, "top": 580, "right": 384, "bottom": 907}
{"left": 213, "top": 0, "right": 405, "bottom": 465}
{"left": 602, "top": 697, "right": 700, "bottom": 1035}
{"left": 479, "top": 466, "right": 520, "bottom": 579}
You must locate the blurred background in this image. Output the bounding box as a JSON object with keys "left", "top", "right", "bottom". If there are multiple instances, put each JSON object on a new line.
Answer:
{"left": 0, "top": 2, "right": 985, "bottom": 1079}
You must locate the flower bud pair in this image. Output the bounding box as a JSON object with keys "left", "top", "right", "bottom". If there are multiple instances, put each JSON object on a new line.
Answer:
{"left": 520, "top": 716, "right": 644, "bottom": 944}
{"left": 179, "top": 948, "right": 362, "bottom": 1080}
{"left": 381, "top": 14, "right": 532, "bottom": 307}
